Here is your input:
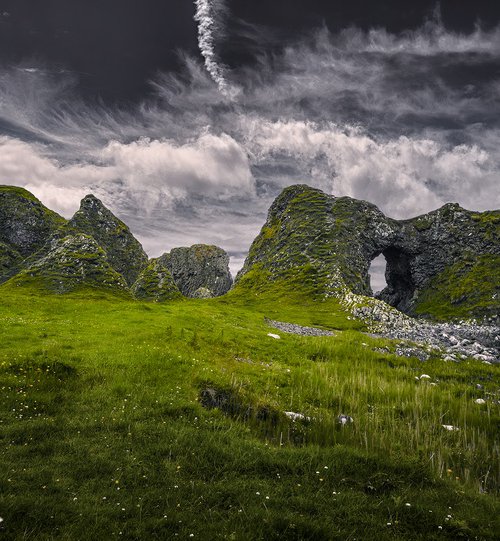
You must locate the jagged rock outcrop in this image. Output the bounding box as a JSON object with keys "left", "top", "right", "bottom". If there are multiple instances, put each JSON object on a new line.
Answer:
{"left": 159, "top": 245, "right": 232, "bottom": 298}
{"left": 236, "top": 185, "right": 500, "bottom": 321}
{"left": 131, "top": 259, "right": 181, "bottom": 302}
{"left": 11, "top": 234, "right": 129, "bottom": 293}
{"left": 68, "top": 195, "right": 148, "bottom": 286}
{"left": 0, "top": 185, "right": 66, "bottom": 259}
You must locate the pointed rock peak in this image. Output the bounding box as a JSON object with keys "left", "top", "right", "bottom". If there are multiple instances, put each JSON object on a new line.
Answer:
{"left": 69, "top": 195, "right": 148, "bottom": 286}
{"left": 77, "top": 194, "right": 115, "bottom": 217}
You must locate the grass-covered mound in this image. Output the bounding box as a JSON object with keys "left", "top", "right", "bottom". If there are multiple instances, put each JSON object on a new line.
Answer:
{"left": 414, "top": 255, "right": 500, "bottom": 321}
{"left": 0, "top": 283, "right": 498, "bottom": 540}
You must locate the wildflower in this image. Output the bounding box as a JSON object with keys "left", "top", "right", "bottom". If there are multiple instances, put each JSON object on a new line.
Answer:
{"left": 475, "top": 398, "right": 486, "bottom": 405}
{"left": 405, "top": 503, "right": 411, "bottom": 507}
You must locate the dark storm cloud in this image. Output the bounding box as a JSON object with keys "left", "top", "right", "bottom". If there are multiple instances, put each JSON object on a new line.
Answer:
{"left": 0, "top": 4, "right": 500, "bottom": 273}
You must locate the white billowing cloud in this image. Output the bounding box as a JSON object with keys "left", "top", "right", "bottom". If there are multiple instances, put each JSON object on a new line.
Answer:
{"left": 242, "top": 120, "right": 499, "bottom": 216}
{"left": 0, "top": 132, "right": 255, "bottom": 217}
{"left": 102, "top": 133, "right": 254, "bottom": 197}
{"left": 0, "top": 137, "right": 108, "bottom": 216}
{"left": 1, "top": 17, "right": 500, "bottom": 269}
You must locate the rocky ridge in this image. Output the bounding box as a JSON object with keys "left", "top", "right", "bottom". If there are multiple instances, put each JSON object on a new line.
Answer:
{"left": 237, "top": 184, "right": 499, "bottom": 321}
{"left": 0, "top": 186, "right": 233, "bottom": 300}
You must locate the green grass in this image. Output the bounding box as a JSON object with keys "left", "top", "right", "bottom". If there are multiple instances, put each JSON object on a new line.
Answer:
{"left": 414, "top": 255, "right": 500, "bottom": 321}
{"left": 0, "top": 282, "right": 499, "bottom": 540}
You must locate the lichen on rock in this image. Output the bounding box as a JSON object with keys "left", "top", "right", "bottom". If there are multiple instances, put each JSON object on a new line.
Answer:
{"left": 236, "top": 184, "right": 500, "bottom": 321}
{"left": 159, "top": 244, "right": 232, "bottom": 298}
{"left": 68, "top": 194, "right": 148, "bottom": 286}
{"left": 0, "top": 241, "right": 23, "bottom": 284}
{"left": 0, "top": 185, "right": 66, "bottom": 258}
{"left": 11, "top": 233, "right": 129, "bottom": 294}
{"left": 131, "top": 259, "right": 181, "bottom": 302}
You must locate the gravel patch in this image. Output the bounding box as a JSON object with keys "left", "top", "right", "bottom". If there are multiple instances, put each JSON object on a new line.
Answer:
{"left": 266, "top": 318, "right": 335, "bottom": 337}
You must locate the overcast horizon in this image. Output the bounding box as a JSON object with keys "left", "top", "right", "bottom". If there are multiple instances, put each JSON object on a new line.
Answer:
{"left": 1, "top": 1, "right": 500, "bottom": 285}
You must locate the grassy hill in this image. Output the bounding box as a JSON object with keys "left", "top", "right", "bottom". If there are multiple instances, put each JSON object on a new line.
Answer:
{"left": 0, "top": 281, "right": 499, "bottom": 540}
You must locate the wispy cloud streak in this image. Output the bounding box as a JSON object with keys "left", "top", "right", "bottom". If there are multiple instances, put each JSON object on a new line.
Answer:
{"left": 194, "top": 0, "right": 237, "bottom": 99}
{"left": 0, "top": 18, "right": 500, "bottom": 267}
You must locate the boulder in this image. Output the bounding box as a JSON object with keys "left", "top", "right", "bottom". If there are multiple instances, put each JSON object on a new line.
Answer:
{"left": 159, "top": 244, "right": 232, "bottom": 298}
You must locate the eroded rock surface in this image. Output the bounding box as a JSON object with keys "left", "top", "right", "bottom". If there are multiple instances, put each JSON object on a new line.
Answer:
{"left": 237, "top": 185, "right": 499, "bottom": 321}
{"left": 12, "top": 234, "right": 129, "bottom": 293}
{"left": 160, "top": 244, "right": 232, "bottom": 298}
{"left": 69, "top": 195, "right": 148, "bottom": 286}
{"left": 0, "top": 185, "right": 66, "bottom": 266}
{"left": 131, "top": 259, "right": 181, "bottom": 302}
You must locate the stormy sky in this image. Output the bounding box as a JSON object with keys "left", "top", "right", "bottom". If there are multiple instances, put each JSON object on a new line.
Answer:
{"left": 1, "top": 1, "right": 500, "bottom": 285}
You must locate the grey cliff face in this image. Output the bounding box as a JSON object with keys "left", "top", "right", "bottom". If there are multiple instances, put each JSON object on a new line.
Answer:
{"left": 159, "top": 244, "right": 233, "bottom": 298}
{"left": 68, "top": 194, "right": 148, "bottom": 286}
{"left": 237, "top": 185, "right": 499, "bottom": 319}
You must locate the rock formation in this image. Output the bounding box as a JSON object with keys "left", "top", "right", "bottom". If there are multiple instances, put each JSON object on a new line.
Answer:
{"left": 11, "top": 234, "right": 129, "bottom": 293}
{"left": 68, "top": 195, "right": 148, "bottom": 286}
{"left": 159, "top": 244, "right": 233, "bottom": 298}
{"left": 0, "top": 186, "right": 66, "bottom": 282}
{"left": 237, "top": 185, "right": 499, "bottom": 320}
{"left": 0, "top": 241, "right": 23, "bottom": 284}
{"left": 131, "top": 259, "right": 181, "bottom": 302}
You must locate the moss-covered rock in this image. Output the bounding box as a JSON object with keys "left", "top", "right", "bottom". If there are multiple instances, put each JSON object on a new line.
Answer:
{"left": 68, "top": 195, "right": 148, "bottom": 285}
{"left": 159, "top": 244, "right": 232, "bottom": 298}
{"left": 10, "top": 234, "right": 129, "bottom": 294}
{"left": 0, "top": 185, "right": 66, "bottom": 257}
{"left": 0, "top": 241, "right": 23, "bottom": 284}
{"left": 131, "top": 259, "right": 181, "bottom": 302}
{"left": 236, "top": 185, "right": 500, "bottom": 321}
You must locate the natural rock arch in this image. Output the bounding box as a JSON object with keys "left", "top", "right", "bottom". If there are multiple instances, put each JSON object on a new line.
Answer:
{"left": 237, "top": 185, "right": 500, "bottom": 319}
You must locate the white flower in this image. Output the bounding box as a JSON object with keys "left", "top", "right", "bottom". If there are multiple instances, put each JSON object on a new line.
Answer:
{"left": 267, "top": 333, "right": 281, "bottom": 340}
{"left": 475, "top": 398, "right": 486, "bottom": 405}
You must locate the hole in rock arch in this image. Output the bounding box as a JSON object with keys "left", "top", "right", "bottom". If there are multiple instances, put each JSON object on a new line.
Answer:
{"left": 368, "top": 254, "right": 388, "bottom": 295}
